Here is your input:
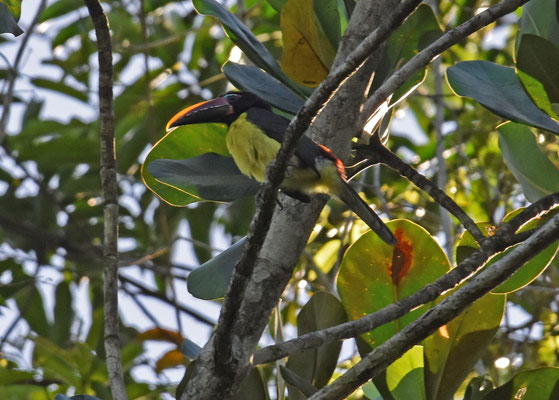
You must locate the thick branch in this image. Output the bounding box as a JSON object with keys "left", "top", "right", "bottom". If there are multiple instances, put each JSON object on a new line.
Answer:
{"left": 83, "top": 1, "right": 126, "bottom": 399}
{"left": 310, "top": 213, "right": 559, "bottom": 399}
{"left": 359, "top": 0, "right": 531, "bottom": 127}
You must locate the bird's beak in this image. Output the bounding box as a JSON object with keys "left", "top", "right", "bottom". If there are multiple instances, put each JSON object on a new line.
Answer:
{"left": 166, "top": 97, "right": 234, "bottom": 131}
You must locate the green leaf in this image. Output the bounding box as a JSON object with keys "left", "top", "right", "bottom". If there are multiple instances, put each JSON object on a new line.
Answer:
{"left": 337, "top": 219, "right": 450, "bottom": 349}
{"left": 53, "top": 281, "right": 74, "bottom": 346}
{"left": 32, "top": 78, "right": 89, "bottom": 103}
{"left": 187, "top": 237, "right": 246, "bottom": 300}
{"left": 280, "top": 365, "right": 318, "bottom": 397}
{"left": 222, "top": 61, "right": 305, "bottom": 114}
{"left": 193, "top": 0, "right": 296, "bottom": 92}
{"left": 517, "top": 0, "right": 559, "bottom": 54}
{"left": 517, "top": 34, "right": 559, "bottom": 107}
{"left": 384, "top": 346, "right": 425, "bottom": 400}
{"left": 313, "top": 0, "right": 341, "bottom": 50}
{"left": 16, "top": 288, "right": 51, "bottom": 338}
{"left": 41, "top": 0, "right": 84, "bottom": 21}
{"left": 482, "top": 367, "right": 559, "bottom": 399}
{"left": 141, "top": 123, "right": 229, "bottom": 206}
{"left": 267, "top": 0, "right": 287, "bottom": 12}
{"left": 148, "top": 154, "right": 260, "bottom": 202}
{"left": 498, "top": 122, "right": 559, "bottom": 202}
{"left": 285, "top": 292, "right": 347, "bottom": 395}
{"left": 424, "top": 292, "right": 505, "bottom": 400}
{"left": 280, "top": 0, "right": 336, "bottom": 87}
{"left": 371, "top": 4, "right": 443, "bottom": 104}
{"left": 0, "top": 2, "right": 22, "bottom": 36}
{"left": 235, "top": 368, "right": 269, "bottom": 400}
{"left": 447, "top": 61, "right": 559, "bottom": 135}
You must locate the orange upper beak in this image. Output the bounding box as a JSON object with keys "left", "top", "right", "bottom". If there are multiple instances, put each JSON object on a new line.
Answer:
{"left": 166, "top": 97, "right": 234, "bottom": 131}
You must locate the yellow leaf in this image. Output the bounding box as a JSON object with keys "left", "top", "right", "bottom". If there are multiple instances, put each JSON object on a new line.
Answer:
{"left": 138, "top": 328, "right": 183, "bottom": 346}
{"left": 280, "top": 0, "right": 335, "bottom": 87}
{"left": 156, "top": 349, "right": 185, "bottom": 372}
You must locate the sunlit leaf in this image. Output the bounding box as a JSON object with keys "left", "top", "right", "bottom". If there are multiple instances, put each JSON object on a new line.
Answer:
{"left": 482, "top": 367, "right": 559, "bottom": 399}
{"left": 337, "top": 219, "right": 450, "bottom": 348}
{"left": 424, "top": 292, "right": 505, "bottom": 400}
{"left": 280, "top": 0, "right": 336, "bottom": 86}
{"left": 141, "top": 123, "right": 229, "bottom": 206}
{"left": 384, "top": 346, "right": 425, "bottom": 400}
{"left": 498, "top": 122, "right": 559, "bottom": 202}
{"left": 447, "top": 61, "right": 559, "bottom": 135}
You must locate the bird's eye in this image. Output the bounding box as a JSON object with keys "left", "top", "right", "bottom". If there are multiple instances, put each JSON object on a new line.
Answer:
{"left": 224, "top": 93, "right": 240, "bottom": 102}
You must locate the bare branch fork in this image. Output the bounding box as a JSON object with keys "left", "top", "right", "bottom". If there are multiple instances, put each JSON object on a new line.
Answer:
{"left": 253, "top": 191, "right": 559, "bottom": 365}
{"left": 83, "top": 1, "right": 126, "bottom": 399}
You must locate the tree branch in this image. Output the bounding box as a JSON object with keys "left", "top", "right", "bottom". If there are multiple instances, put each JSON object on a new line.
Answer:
{"left": 359, "top": 0, "right": 531, "bottom": 128}
{"left": 253, "top": 192, "right": 559, "bottom": 365}
{"left": 309, "top": 212, "right": 559, "bottom": 399}
{"left": 358, "top": 139, "right": 486, "bottom": 243}
{"left": 83, "top": 1, "right": 126, "bottom": 399}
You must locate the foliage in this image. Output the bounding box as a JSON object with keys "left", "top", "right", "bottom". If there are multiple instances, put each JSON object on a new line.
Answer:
{"left": 1, "top": 0, "right": 559, "bottom": 399}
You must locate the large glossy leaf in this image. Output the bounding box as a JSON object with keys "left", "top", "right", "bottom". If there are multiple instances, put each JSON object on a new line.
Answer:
{"left": 517, "top": 0, "right": 559, "bottom": 54}
{"left": 337, "top": 219, "right": 450, "bottom": 349}
{"left": 447, "top": 61, "right": 559, "bottom": 135}
{"left": 482, "top": 367, "right": 559, "bottom": 399}
{"left": 516, "top": 34, "right": 559, "bottom": 110}
{"left": 148, "top": 154, "right": 260, "bottom": 202}
{"left": 193, "top": 0, "right": 300, "bottom": 94}
{"left": 222, "top": 61, "right": 305, "bottom": 114}
{"left": 498, "top": 122, "right": 559, "bottom": 202}
{"left": 0, "top": 1, "right": 22, "bottom": 36}
{"left": 371, "top": 4, "right": 443, "bottom": 105}
{"left": 280, "top": 0, "right": 336, "bottom": 87}
{"left": 424, "top": 292, "right": 505, "bottom": 400}
{"left": 187, "top": 237, "right": 246, "bottom": 300}
{"left": 141, "top": 123, "right": 229, "bottom": 206}
{"left": 285, "top": 292, "right": 346, "bottom": 398}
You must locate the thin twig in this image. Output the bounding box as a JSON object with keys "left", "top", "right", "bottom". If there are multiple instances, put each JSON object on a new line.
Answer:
{"left": 83, "top": 1, "right": 126, "bottom": 399}
{"left": 359, "top": 0, "right": 531, "bottom": 127}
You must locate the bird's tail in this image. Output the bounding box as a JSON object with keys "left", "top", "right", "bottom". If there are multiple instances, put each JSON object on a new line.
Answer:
{"left": 335, "top": 180, "right": 397, "bottom": 245}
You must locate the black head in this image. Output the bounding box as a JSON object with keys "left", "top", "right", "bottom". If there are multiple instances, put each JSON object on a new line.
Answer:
{"left": 166, "top": 91, "right": 271, "bottom": 130}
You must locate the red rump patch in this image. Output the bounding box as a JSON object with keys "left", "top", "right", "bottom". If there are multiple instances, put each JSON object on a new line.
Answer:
{"left": 388, "top": 228, "right": 413, "bottom": 285}
{"left": 318, "top": 144, "right": 346, "bottom": 180}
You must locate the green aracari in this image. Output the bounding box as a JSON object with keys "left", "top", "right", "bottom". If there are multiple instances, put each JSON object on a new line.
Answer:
{"left": 166, "top": 91, "right": 397, "bottom": 245}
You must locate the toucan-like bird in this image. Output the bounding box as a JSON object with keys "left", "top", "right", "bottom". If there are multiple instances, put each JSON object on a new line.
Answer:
{"left": 166, "top": 91, "right": 397, "bottom": 245}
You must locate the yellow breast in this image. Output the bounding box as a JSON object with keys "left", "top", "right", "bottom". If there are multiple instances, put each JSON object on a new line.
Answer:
{"left": 226, "top": 114, "right": 281, "bottom": 182}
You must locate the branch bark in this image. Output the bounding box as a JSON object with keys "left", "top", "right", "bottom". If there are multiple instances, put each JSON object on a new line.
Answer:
{"left": 309, "top": 212, "right": 559, "bottom": 399}
{"left": 83, "top": 1, "right": 126, "bottom": 399}
{"left": 253, "top": 192, "right": 559, "bottom": 365}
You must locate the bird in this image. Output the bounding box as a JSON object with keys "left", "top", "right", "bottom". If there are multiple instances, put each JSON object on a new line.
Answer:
{"left": 166, "top": 91, "right": 397, "bottom": 245}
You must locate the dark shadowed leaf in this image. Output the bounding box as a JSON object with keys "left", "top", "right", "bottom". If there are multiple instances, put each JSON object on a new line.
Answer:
{"left": 0, "top": 2, "right": 22, "bottom": 36}
{"left": 464, "top": 376, "right": 494, "bottom": 400}
{"left": 53, "top": 281, "right": 74, "bottom": 346}
{"left": 285, "top": 292, "right": 346, "bottom": 398}
{"left": 517, "top": 34, "right": 559, "bottom": 109}
{"left": 337, "top": 219, "right": 450, "bottom": 349}
{"left": 517, "top": 0, "right": 559, "bottom": 54}
{"left": 498, "top": 122, "right": 559, "bottom": 202}
{"left": 280, "top": 365, "right": 318, "bottom": 397}
{"left": 141, "top": 123, "right": 229, "bottom": 206}
{"left": 313, "top": 0, "right": 341, "bottom": 50}
{"left": 447, "top": 61, "right": 559, "bottom": 134}
{"left": 149, "top": 154, "right": 260, "bottom": 202}
{"left": 187, "top": 237, "right": 246, "bottom": 300}
{"left": 223, "top": 61, "right": 304, "bottom": 114}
